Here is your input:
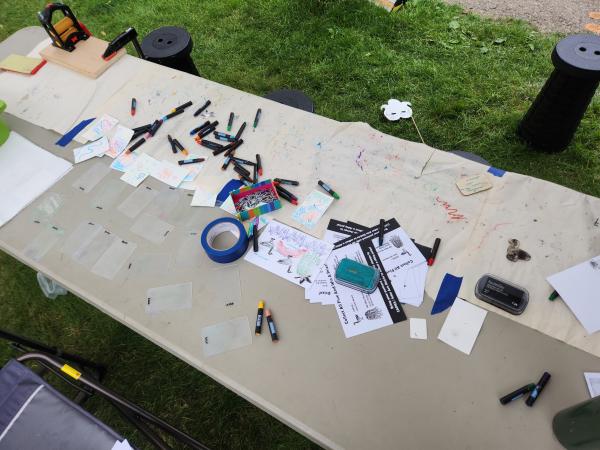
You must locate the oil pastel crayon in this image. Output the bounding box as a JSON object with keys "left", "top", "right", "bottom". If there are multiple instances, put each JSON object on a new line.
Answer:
{"left": 265, "top": 309, "right": 278, "bottom": 341}
{"left": 255, "top": 300, "right": 264, "bottom": 335}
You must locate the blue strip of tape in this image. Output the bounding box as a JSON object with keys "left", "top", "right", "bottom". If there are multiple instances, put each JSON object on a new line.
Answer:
{"left": 201, "top": 217, "right": 249, "bottom": 263}
{"left": 431, "top": 273, "right": 463, "bottom": 315}
{"left": 55, "top": 118, "right": 95, "bottom": 147}
{"left": 215, "top": 179, "right": 244, "bottom": 206}
{"left": 487, "top": 166, "right": 506, "bottom": 177}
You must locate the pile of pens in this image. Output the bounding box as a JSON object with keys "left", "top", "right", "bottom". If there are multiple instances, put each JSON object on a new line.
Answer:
{"left": 499, "top": 372, "right": 550, "bottom": 407}
{"left": 273, "top": 178, "right": 299, "bottom": 205}
{"left": 255, "top": 300, "right": 279, "bottom": 342}
{"left": 194, "top": 108, "right": 265, "bottom": 187}
{"left": 126, "top": 101, "right": 194, "bottom": 154}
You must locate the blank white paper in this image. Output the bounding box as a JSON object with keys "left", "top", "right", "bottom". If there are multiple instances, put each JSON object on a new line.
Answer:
{"left": 547, "top": 255, "right": 600, "bottom": 335}
{"left": 0, "top": 132, "right": 72, "bottom": 227}
{"left": 584, "top": 372, "right": 600, "bottom": 398}
{"left": 201, "top": 317, "right": 252, "bottom": 358}
{"left": 409, "top": 318, "right": 427, "bottom": 340}
{"left": 438, "top": 298, "right": 487, "bottom": 355}
{"left": 146, "top": 282, "right": 193, "bottom": 315}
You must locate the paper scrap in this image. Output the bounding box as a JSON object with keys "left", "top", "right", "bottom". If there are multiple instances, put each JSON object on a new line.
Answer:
{"left": 121, "top": 153, "right": 159, "bottom": 187}
{"left": 456, "top": 173, "right": 493, "bottom": 196}
{"left": 146, "top": 282, "right": 192, "bottom": 315}
{"left": 191, "top": 189, "right": 217, "bottom": 207}
{"left": 110, "top": 151, "right": 138, "bottom": 172}
{"left": 547, "top": 255, "right": 600, "bottom": 334}
{"left": 292, "top": 190, "right": 334, "bottom": 229}
{"left": 438, "top": 298, "right": 487, "bottom": 355}
{"left": 105, "top": 125, "right": 134, "bottom": 158}
{"left": 410, "top": 318, "right": 427, "bottom": 340}
{"left": 81, "top": 114, "right": 119, "bottom": 142}
{"left": 73, "top": 136, "right": 109, "bottom": 164}
{"left": 0, "top": 54, "right": 44, "bottom": 74}
{"left": 584, "top": 372, "right": 600, "bottom": 398}
{"left": 151, "top": 160, "right": 189, "bottom": 188}
{"left": 220, "top": 195, "right": 237, "bottom": 215}
{"left": 245, "top": 221, "right": 333, "bottom": 288}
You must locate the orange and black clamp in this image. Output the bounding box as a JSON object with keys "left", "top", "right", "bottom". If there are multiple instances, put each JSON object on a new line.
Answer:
{"left": 102, "top": 27, "right": 145, "bottom": 60}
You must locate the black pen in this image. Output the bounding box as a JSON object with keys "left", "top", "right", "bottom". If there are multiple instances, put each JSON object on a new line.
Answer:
{"left": 190, "top": 120, "right": 210, "bottom": 135}
{"left": 167, "top": 134, "right": 177, "bottom": 154}
{"left": 526, "top": 372, "right": 551, "bottom": 407}
{"left": 428, "top": 238, "right": 441, "bottom": 266}
{"left": 175, "top": 100, "right": 193, "bottom": 111}
{"left": 274, "top": 178, "right": 299, "bottom": 186}
{"left": 378, "top": 219, "right": 385, "bottom": 246}
{"left": 235, "top": 122, "right": 247, "bottom": 140}
{"left": 193, "top": 100, "right": 211, "bottom": 117}
{"left": 232, "top": 157, "right": 256, "bottom": 166}
{"left": 253, "top": 108, "right": 262, "bottom": 130}
{"left": 178, "top": 158, "right": 205, "bottom": 165}
{"left": 499, "top": 383, "right": 536, "bottom": 405}
{"left": 227, "top": 112, "right": 234, "bottom": 131}
{"left": 256, "top": 153, "right": 262, "bottom": 176}
{"left": 126, "top": 137, "right": 146, "bottom": 154}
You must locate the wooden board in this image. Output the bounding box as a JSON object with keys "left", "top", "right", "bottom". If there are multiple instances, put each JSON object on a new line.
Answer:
{"left": 40, "top": 36, "right": 126, "bottom": 79}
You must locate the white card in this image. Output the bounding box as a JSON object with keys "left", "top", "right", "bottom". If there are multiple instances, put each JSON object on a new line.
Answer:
{"left": 73, "top": 136, "right": 109, "bottom": 163}
{"left": 151, "top": 160, "right": 189, "bottom": 188}
{"left": 105, "top": 125, "right": 134, "bottom": 158}
{"left": 81, "top": 114, "right": 119, "bottom": 142}
{"left": 409, "top": 318, "right": 427, "bottom": 340}
{"left": 438, "top": 298, "right": 487, "bottom": 355}
{"left": 584, "top": 372, "right": 600, "bottom": 398}
{"left": 121, "top": 153, "right": 160, "bottom": 187}
{"left": 191, "top": 189, "right": 217, "bottom": 207}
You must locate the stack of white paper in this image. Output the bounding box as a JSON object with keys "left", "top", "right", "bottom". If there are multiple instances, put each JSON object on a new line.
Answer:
{"left": 307, "top": 219, "right": 428, "bottom": 338}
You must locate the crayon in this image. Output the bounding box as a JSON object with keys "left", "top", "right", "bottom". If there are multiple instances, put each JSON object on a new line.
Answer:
{"left": 265, "top": 309, "right": 278, "bottom": 341}
{"left": 255, "top": 300, "right": 264, "bottom": 335}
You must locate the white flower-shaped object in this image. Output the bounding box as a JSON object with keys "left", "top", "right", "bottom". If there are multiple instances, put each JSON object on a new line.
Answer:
{"left": 381, "top": 99, "right": 413, "bottom": 121}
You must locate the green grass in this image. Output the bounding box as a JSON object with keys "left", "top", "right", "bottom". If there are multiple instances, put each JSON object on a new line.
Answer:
{"left": 1, "top": 0, "right": 599, "bottom": 448}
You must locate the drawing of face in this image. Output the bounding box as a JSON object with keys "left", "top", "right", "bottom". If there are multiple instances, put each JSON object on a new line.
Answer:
{"left": 381, "top": 99, "right": 413, "bottom": 121}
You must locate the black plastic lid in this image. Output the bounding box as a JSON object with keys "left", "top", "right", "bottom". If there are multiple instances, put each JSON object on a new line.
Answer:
{"left": 141, "top": 26, "right": 192, "bottom": 59}
{"left": 552, "top": 34, "right": 600, "bottom": 80}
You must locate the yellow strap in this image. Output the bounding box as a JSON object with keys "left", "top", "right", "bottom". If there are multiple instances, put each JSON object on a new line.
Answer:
{"left": 61, "top": 364, "right": 81, "bottom": 380}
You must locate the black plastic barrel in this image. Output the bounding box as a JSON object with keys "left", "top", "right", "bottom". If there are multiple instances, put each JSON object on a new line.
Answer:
{"left": 517, "top": 34, "right": 600, "bottom": 153}
{"left": 141, "top": 26, "right": 199, "bottom": 76}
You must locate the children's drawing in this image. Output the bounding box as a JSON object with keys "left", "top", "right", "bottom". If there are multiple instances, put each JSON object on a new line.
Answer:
{"left": 292, "top": 190, "right": 334, "bottom": 230}
{"left": 245, "top": 221, "right": 333, "bottom": 287}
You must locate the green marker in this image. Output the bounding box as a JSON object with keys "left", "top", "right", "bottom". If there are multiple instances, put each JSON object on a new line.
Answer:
{"left": 318, "top": 180, "right": 340, "bottom": 200}
{"left": 227, "top": 112, "right": 234, "bottom": 132}
{"left": 253, "top": 108, "right": 262, "bottom": 130}
{"left": 548, "top": 290, "right": 559, "bottom": 301}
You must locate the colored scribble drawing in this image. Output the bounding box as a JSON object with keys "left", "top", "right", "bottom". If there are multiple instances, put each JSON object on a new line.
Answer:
{"left": 106, "top": 125, "right": 134, "bottom": 159}
{"left": 276, "top": 239, "right": 308, "bottom": 274}
{"left": 435, "top": 196, "right": 466, "bottom": 221}
{"left": 294, "top": 252, "right": 322, "bottom": 284}
{"left": 292, "top": 190, "right": 334, "bottom": 229}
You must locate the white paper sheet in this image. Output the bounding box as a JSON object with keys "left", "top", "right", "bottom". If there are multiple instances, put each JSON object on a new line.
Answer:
{"left": 191, "top": 189, "right": 217, "bottom": 207}
{"left": 438, "top": 298, "right": 487, "bottom": 355}
{"left": 0, "top": 132, "right": 72, "bottom": 227}
{"left": 73, "top": 136, "right": 109, "bottom": 164}
{"left": 121, "top": 154, "right": 160, "bottom": 187}
{"left": 410, "top": 318, "right": 427, "bottom": 340}
{"left": 201, "top": 317, "right": 252, "bottom": 358}
{"left": 106, "top": 125, "right": 134, "bottom": 159}
{"left": 547, "top": 255, "right": 600, "bottom": 335}
{"left": 151, "top": 160, "right": 189, "bottom": 188}
{"left": 584, "top": 372, "right": 600, "bottom": 398}
{"left": 244, "top": 221, "right": 333, "bottom": 288}
{"left": 80, "top": 114, "right": 119, "bottom": 142}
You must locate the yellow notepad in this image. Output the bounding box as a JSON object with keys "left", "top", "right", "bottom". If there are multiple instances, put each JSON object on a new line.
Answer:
{"left": 0, "top": 54, "right": 46, "bottom": 74}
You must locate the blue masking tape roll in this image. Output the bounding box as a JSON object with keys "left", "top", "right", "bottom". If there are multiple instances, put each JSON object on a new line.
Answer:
{"left": 201, "top": 217, "right": 249, "bottom": 263}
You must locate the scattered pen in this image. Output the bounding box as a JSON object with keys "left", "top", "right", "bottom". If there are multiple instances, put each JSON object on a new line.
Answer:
{"left": 427, "top": 238, "right": 441, "bottom": 266}
{"left": 221, "top": 157, "right": 232, "bottom": 171}
{"left": 274, "top": 178, "right": 299, "bottom": 186}
{"left": 499, "top": 383, "right": 536, "bottom": 405}
{"left": 256, "top": 154, "right": 262, "bottom": 176}
{"left": 548, "top": 290, "right": 559, "bottom": 301}
{"left": 235, "top": 122, "right": 247, "bottom": 140}
{"left": 526, "top": 372, "right": 551, "bottom": 407}
{"left": 193, "top": 100, "right": 211, "bottom": 117}
{"left": 265, "top": 309, "right": 279, "bottom": 342}
{"left": 253, "top": 108, "right": 262, "bottom": 131}
{"left": 378, "top": 219, "right": 385, "bottom": 246}
{"left": 172, "top": 139, "right": 189, "bottom": 156}
{"left": 214, "top": 131, "right": 236, "bottom": 142}
{"left": 255, "top": 300, "right": 264, "bottom": 335}
{"left": 178, "top": 158, "right": 205, "bottom": 165}
{"left": 167, "top": 134, "right": 177, "bottom": 154}
{"left": 227, "top": 112, "right": 234, "bottom": 131}
{"left": 232, "top": 157, "right": 256, "bottom": 166}
{"left": 190, "top": 120, "right": 210, "bottom": 135}
{"left": 126, "top": 137, "right": 146, "bottom": 154}
{"left": 130, "top": 97, "right": 137, "bottom": 116}
{"left": 175, "top": 100, "right": 193, "bottom": 111}
{"left": 318, "top": 180, "right": 340, "bottom": 199}
{"left": 253, "top": 224, "right": 259, "bottom": 252}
